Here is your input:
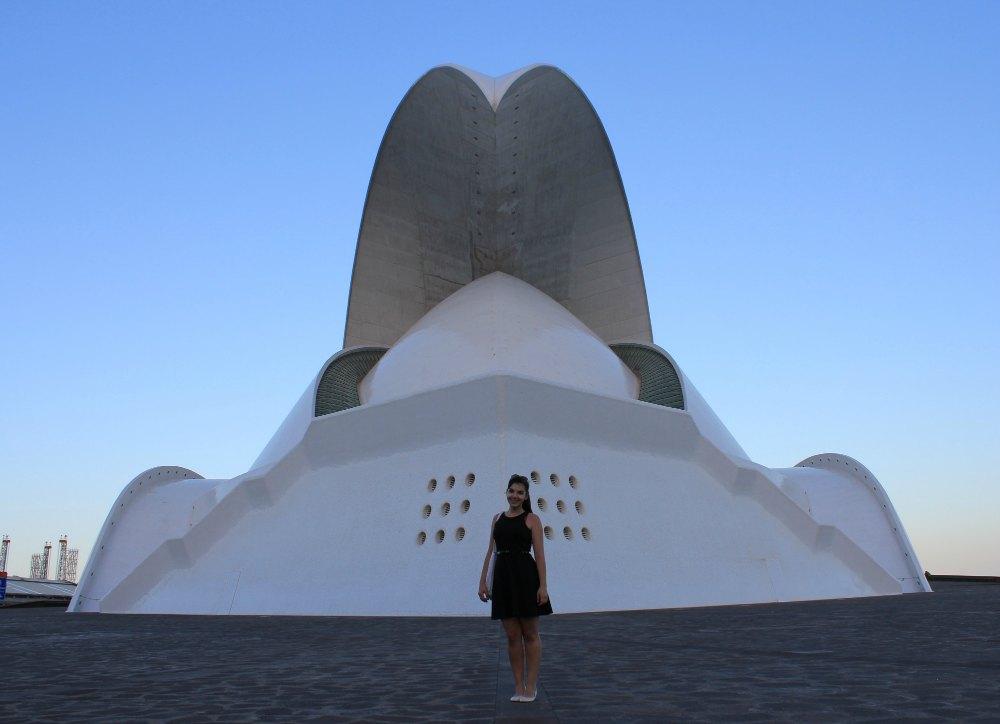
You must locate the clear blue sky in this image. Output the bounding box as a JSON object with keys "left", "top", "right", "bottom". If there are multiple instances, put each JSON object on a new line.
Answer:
{"left": 2, "top": 2, "right": 997, "bottom": 579}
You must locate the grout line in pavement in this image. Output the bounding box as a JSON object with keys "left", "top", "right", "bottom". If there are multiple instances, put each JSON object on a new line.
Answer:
{"left": 494, "top": 637, "right": 502, "bottom": 721}
{"left": 539, "top": 679, "right": 561, "bottom": 724}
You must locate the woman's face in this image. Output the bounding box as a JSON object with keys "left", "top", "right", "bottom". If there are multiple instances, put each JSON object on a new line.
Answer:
{"left": 507, "top": 483, "right": 527, "bottom": 508}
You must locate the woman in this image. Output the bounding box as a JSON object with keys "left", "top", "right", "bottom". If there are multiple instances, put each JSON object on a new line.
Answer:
{"left": 478, "top": 474, "right": 552, "bottom": 703}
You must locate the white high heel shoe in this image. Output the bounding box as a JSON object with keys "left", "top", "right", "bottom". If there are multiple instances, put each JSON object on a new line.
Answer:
{"left": 519, "top": 689, "right": 537, "bottom": 703}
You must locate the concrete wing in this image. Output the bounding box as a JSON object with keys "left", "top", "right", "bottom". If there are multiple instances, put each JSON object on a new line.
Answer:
{"left": 344, "top": 65, "right": 652, "bottom": 348}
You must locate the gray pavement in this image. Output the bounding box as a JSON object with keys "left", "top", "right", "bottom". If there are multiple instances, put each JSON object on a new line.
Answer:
{"left": 3, "top": 582, "right": 998, "bottom": 722}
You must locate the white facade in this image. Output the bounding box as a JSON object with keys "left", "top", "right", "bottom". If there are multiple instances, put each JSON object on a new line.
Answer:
{"left": 71, "top": 67, "right": 929, "bottom": 615}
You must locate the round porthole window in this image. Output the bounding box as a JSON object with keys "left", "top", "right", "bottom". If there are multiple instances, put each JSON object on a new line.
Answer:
{"left": 530, "top": 471, "right": 540, "bottom": 483}
{"left": 581, "top": 527, "right": 591, "bottom": 541}
{"left": 435, "top": 530, "right": 445, "bottom": 543}
{"left": 465, "top": 473, "right": 476, "bottom": 486}
{"left": 550, "top": 473, "right": 560, "bottom": 486}
{"left": 575, "top": 500, "right": 585, "bottom": 515}
{"left": 455, "top": 527, "right": 466, "bottom": 541}
{"left": 422, "top": 504, "right": 432, "bottom": 518}
{"left": 569, "top": 475, "right": 579, "bottom": 489}
{"left": 537, "top": 497, "right": 548, "bottom": 512}
{"left": 417, "top": 531, "right": 427, "bottom": 545}
{"left": 543, "top": 526, "right": 554, "bottom": 540}
{"left": 461, "top": 499, "right": 471, "bottom": 513}
{"left": 563, "top": 526, "right": 574, "bottom": 540}
{"left": 556, "top": 500, "right": 566, "bottom": 514}
{"left": 446, "top": 475, "right": 456, "bottom": 489}
{"left": 441, "top": 502, "right": 451, "bottom": 516}
{"left": 428, "top": 478, "right": 437, "bottom": 493}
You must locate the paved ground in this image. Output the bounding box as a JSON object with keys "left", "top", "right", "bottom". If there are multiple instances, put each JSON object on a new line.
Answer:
{"left": 3, "top": 582, "right": 998, "bottom": 722}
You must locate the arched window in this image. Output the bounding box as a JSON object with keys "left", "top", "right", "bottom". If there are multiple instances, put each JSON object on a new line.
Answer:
{"left": 610, "top": 343, "right": 685, "bottom": 410}
{"left": 314, "top": 347, "right": 387, "bottom": 417}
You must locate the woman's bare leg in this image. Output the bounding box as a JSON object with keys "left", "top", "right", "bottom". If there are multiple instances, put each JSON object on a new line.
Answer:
{"left": 520, "top": 617, "right": 541, "bottom": 695}
{"left": 501, "top": 618, "right": 526, "bottom": 696}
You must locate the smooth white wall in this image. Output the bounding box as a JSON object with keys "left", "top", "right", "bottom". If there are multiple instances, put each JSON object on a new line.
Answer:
{"left": 80, "top": 376, "right": 914, "bottom": 615}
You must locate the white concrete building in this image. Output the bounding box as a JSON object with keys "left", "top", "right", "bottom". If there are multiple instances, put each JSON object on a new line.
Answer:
{"left": 71, "top": 66, "right": 929, "bottom": 615}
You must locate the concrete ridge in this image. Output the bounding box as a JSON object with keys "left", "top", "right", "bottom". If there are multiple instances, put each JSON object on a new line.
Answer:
{"left": 440, "top": 63, "right": 546, "bottom": 110}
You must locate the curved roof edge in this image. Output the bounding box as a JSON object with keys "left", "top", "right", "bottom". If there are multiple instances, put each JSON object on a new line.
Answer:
{"left": 345, "top": 62, "right": 653, "bottom": 349}
{"left": 610, "top": 340, "right": 749, "bottom": 461}
{"left": 69, "top": 466, "right": 205, "bottom": 611}
{"left": 440, "top": 63, "right": 545, "bottom": 109}
{"left": 250, "top": 346, "right": 382, "bottom": 472}
{"left": 794, "top": 453, "right": 929, "bottom": 589}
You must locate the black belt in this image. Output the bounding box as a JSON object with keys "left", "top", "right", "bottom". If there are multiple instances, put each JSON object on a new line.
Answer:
{"left": 496, "top": 550, "right": 531, "bottom": 555}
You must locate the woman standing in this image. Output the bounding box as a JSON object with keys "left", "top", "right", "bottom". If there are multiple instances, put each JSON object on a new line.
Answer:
{"left": 478, "top": 474, "right": 553, "bottom": 703}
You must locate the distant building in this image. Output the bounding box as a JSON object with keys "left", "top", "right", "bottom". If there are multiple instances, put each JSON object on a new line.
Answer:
{"left": 0, "top": 534, "right": 9, "bottom": 572}
{"left": 1, "top": 576, "right": 75, "bottom": 608}
{"left": 71, "top": 65, "right": 928, "bottom": 615}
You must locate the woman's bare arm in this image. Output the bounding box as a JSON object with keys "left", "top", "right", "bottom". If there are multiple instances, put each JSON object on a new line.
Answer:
{"left": 480, "top": 514, "right": 498, "bottom": 582}
{"left": 528, "top": 513, "right": 548, "bottom": 603}
{"left": 478, "top": 514, "right": 500, "bottom": 600}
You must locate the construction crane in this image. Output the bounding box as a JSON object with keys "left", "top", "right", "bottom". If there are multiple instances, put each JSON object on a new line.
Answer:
{"left": 66, "top": 549, "right": 79, "bottom": 583}
{"left": 40, "top": 541, "right": 52, "bottom": 580}
{"left": 57, "top": 536, "right": 68, "bottom": 581}
{"left": 0, "top": 534, "right": 9, "bottom": 573}
{"left": 56, "top": 537, "right": 80, "bottom": 582}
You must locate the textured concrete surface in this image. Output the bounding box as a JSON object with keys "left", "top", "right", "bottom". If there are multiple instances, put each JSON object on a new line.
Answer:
{"left": 4, "top": 582, "right": 998, "bottom": 722}
{"left": 345, "top": 65, "right": 652, "bottom": 350}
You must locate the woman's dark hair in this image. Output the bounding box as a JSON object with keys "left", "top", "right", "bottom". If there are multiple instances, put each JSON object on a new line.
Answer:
{"left": 507, "top": 474, "right": 532, "bottom": 514}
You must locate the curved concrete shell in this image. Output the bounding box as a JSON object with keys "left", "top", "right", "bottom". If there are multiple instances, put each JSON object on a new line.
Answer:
{"left": 359, "top": 272, "right": 639, "bottom": 406}
{"left": 344, "top": 65, "right": 652, "bottom": 348}
{"left": 72, "top": 66, "right": 929, "bottom": 616}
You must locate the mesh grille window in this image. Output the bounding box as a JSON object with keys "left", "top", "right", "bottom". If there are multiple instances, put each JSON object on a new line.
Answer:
{"left": 314, "top": 347, "right": 388, "bottom": 417}
{"left": 610, "top": 343, "right": 685, "bottom": 409}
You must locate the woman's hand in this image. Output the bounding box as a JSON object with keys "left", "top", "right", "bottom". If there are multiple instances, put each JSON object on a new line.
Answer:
{"left": 537, "top": 586, "right": 549, "bottom": 605}
{"left": 478, "top": 580, "right": 490, "bottom": 602}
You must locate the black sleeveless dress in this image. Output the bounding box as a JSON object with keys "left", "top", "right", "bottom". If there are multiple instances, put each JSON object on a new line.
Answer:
{"left": 490, "top": 511, "right": 554, "bottom": 620}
